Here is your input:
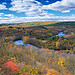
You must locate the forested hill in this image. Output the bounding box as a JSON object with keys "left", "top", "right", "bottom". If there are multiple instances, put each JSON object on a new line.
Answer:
{"left": 0, "top": 21, "right": 75, "bottom": 27}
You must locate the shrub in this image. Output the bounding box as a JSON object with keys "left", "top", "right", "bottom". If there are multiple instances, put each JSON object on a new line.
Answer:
{"left": 73, "top": 49, "right": 75, "bottom": 54}
{"left": 58, "top": 57, "right": 65, "bottom": 66}
{"left": 58, "top": 50, "right": 63, "bottom": 54}
{"left": 17, "top": 65, "right": 42, "bottom": 75}
{"left": 9, "top": 26, "right": 13, "bottom": 28}
{"left": 65, "top": 50, "right": 70, "bottom": 53}
{"left": 4, "top": 61, "right": 19, "bottom": 74}
{"left": 46, "top": 69, "right": 59, "bottom": 75}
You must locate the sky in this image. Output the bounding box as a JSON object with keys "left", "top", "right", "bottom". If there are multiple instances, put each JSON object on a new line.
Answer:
{"left": 0, "top": 0, "right": 75, "bottom": 24}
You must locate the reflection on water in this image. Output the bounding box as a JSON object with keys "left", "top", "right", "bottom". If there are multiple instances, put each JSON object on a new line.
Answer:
{"left": 14, "top": 40, "right": 75, "bottom": 56}
{"left": 14, "top": 32, "right": 66, "bottom": 48}
{"left": 14, "top": 40, "right": 40, "bottom": 49}
{"left": 56, "top": 32, "right": 66, "bottom": 37}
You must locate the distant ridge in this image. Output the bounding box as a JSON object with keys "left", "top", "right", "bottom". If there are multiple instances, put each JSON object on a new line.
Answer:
{"left": 0, "top": 21, "right": 75, "bottom": 27}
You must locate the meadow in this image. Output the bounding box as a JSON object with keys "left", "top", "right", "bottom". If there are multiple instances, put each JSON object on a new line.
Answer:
{"left": 0, "top": 21, "right": 75, "bottom": 75}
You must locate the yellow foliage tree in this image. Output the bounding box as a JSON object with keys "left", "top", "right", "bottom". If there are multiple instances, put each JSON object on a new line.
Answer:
{"left": 23, "top": 36, "right": 29, "bottom": 44}
{"left": 46, "top": 69, "right": 59, "bottom": 75}
{"left": 58, "top": 57, "right": 66, "bottom": 66}
{"left": 56, "top": 41, "right": 60, "bottom": 48}
{"left": 17, "top": 65, "right": 41, "bottom": 75}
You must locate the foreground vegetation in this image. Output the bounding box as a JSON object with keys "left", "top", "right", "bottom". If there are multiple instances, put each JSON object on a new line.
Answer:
{"left": 0, "top": 21, "right": 75, "bottom": 75}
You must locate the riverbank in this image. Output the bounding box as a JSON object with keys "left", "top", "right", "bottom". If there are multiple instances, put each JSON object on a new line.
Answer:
{"left": 14, "top": 39, "right": 75, "bottom": 55}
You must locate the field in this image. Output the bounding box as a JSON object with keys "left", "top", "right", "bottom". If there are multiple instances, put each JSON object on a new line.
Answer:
{"left": 0, "top": 21, "right": 75, "bottom": 75}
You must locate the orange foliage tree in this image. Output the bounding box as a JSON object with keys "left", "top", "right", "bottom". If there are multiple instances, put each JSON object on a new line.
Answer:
{"left": 4, "top": 61, "right": 19, "bottom": 74}
{"left": 46, "top": 69, "right": 59, "bottom": 75}
{"left": 67, "top": 73, "right": 72, "bottom": 75}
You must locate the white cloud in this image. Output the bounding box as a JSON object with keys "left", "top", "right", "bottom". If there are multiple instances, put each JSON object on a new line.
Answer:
{"left": 2, "top": 2, "right": 7, "bottom": 5}
{"left": 9, "top": 0, "right": 75, "bottom": 17}
{"left": 46, "top": 1, "right": 49, "bottom": 3}
{"left": 0, "top": 13, "right": 4, "bottom": 16}
{"left": 4, "top": 14, "right": 15, "bottom": 17}
{"left": 0, "top": 4, "right": 7, "bottom": 10}
{"left": 35, "top": 1, "right": 41, "bottom": 5}
{"left": 0, "top": 0, "right": 75, "bottom": 23}
{"left": 9, "top": 0, "right": 53, "bottom": 17}
{"left": 40, "top": 12, "right": 55, "bottom": 17}
{"left": 9, "top": 0, "right": 44, "bottom": 17}
{"left": 62, "top": 10, "right": 70, "bottom": 13}
{"left": 42, "top": 0, "right": 75, "bottom": 13}
{"left": 0, "top": 13, "right": 75, "bottom": 24}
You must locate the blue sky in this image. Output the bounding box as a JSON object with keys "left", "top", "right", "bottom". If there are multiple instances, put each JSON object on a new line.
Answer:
{"left": 0, "top": 0, "right": 75, "bottom": 24}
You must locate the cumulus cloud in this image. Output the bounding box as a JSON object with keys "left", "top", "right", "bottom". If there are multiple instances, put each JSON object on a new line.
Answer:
{"left": 42, "top": 0, "right": 75, "bottom": 13}
{"left": 9, "top": 0, "right": 75, "bottom": 17}
{"left": 0, "top": 3, "right": 7, "bottom": 10}
{"left": 9, "top": 0, "right": 45, "bottom": 17}
{"left": 9, "top": 0, "right": 53, "bottom": 17}
{"left": 0, "top": 13, "right": 75, "bottom": 24}
{"left": 62, "top": 10, "right": 70, "bottom": 13}
{"left": 0, "top": 0, "right": 75, "bottom": 23}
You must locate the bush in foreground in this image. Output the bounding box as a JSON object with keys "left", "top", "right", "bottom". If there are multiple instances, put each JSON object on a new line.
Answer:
{"left": 4, "top": 61, "right": 19, "bottom": 75}
{"left": 17, "top": 65, "right": 42, "bottom": 75}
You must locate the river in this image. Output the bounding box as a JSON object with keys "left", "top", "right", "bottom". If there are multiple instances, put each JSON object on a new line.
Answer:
{"left": 14, "top": 32, "right": 66, "bottom": 48}
{"left": 14, "top": 40, "right": 40, "bottom": 49}
{"left": 56, "top": 32, "right": 66, "bottom": 37}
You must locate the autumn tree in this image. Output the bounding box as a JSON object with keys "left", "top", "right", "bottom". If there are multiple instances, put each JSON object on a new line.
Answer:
{"left": 23, "top": 36, "right": 29, "bottom": 44}
{"left": 46, "top": 69, "right": 59, "bottom": 75}
{"left": 4, "top": 61, "right": 19, "bottom": 74}
{"left": 56, "top": 40, "right": 60, "bottom": 49}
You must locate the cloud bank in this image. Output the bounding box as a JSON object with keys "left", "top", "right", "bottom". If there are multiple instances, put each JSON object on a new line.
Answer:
{"left": 0, "top": 0, "right": 75, "bottom": 24}
{"left": 42, "top": 0, "right": 75, "bottom": 13}
{"left": 0, "top": 13, "right": 75, "bottom": 24}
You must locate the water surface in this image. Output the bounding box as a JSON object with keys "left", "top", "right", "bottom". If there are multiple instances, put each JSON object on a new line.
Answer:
{"left": 14, "top": 40, "right": 40, "bottom": 49}
{"left": 56, "top": 32, "right": 66, "bottom": 37}
{"left": 14, "top": 32, "right": 66, "bottom": 49}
